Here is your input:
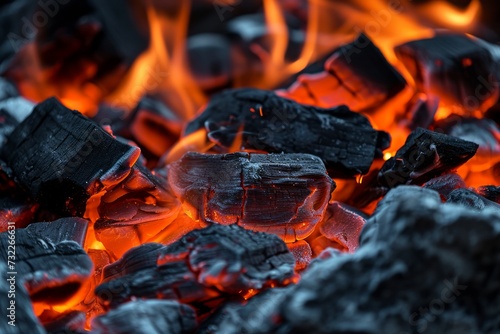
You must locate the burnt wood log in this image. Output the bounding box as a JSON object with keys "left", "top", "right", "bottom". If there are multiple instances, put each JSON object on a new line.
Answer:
{"left": 0, "top": 262, "right": 45, "bottom": 334}
{"left": 1, "top": 97, "right": 140, "bottom": 216}
{"left": 167, "top": 152, "right": 334, "bottom": 242}
{"left": 278, "top": 33, "right": 407, "bottom": 111}
{"left": 0, "top": 224, "right": 92, "bottom": 306}
{"left": 92, "top": 300, "right": 197, "bottom": 334}
{"left": 395, "top": 33, "right": 500, "bottom": 113}
{"left": 378, "top": 128, "right": 478, "bottom": 188}
{"left": 95, "top": 224, "right": 295, "bottom": 309}
{"left": 257, "top": 188, "right": 500, "bottom": 333}
{"left": 185, "top": 88, "right": 389, "bottom": 177}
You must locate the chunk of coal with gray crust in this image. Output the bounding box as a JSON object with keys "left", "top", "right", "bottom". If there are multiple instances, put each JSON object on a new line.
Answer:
{"left": 0, "top": 262, "right": 45, "bottom": 334}
{"left": 0, "top": 224, "right": 92, "bottom": 305}
{"left": 1, "top": 97, "right": 140, "bottom": 216}
{"left": 378, "top": 128, "right": 478, "bottom": 188}
{"left": 92, "top": 300, "right": 197, "bottom": 334}
{"left": 423, "top": 173, "right": 466, "bottom": 198}
{"left": 185, "top": 88, "right": 389, "bottom": 177}
{"left": 477, "top": 185, "right": 500, "bottom": 203}
{"left": 95, "top": 224, "right": 295, "bottom": 309}
{"left": 395, "top": 33, "right": 500, "bottom": 113}
{"left": 254, "top": 187, "right": 500, "bottom": 333}
{"left": 447, "top": 188, "right": 500, "bottom": 213}
{"left": 167, "top": 152, "right": 334, "bottom": 242}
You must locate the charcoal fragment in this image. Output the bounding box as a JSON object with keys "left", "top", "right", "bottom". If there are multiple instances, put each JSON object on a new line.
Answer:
{"left": 185, "top": 88, "right": 389, "bottom": 177}
{"left": 0, "top": 224, "right": 93, "bottom": 306}
{"left": 96, "top": 224, "right": 295, "bottom": 309}
{"left": 1, "top": 97, "right": 140, "bottom": 216}
{"left": 396, "top": 33, "right": 500, "bottom": 113}
{"left": 378, "top": 128, "right": 478, "bottom": 188}
{"left": 258, "top": 188, "right": 500, "bottom": 333}
{"left": 167, "top": 152, "right": 334, "bottom": 242}
{"left": 92, "top": 300, "right": 197, "bottom": 334}
{"left": 0, "top": 262, "right": 45, "bottom": 334}
{"left": 423, "top": 173, "right": 466, "bottom": 198}
{"left": 287, "top": 240, "right": 312, "bottom": 271}
{"left": 24, "top": 217, "right": 89, "bottom": 246}
{"left": 477, "top": 185, "right": 500, "bottom": 203}
{"left": 279, "top": 33, "right": 407, "bottom": 111}
{"left": 447, "top": 188, "right": 500, "bottom": 212}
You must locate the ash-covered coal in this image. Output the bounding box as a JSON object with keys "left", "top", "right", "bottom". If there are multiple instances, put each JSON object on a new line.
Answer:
{"left": 229, "top": 186, "right": 500, "bottom": 334}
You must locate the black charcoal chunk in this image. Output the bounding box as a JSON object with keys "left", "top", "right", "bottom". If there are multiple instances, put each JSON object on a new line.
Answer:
{"left": 259, "top": 188, "right": 500, "bottom": 333}
{"left": 279, "top": 33, "right": 407, "bottom": 111}
{"left": 423, "top": 173, "right": 466, "bottom": 198}
{"left": 477, "top": 185, "right": 500, "bottom": 203}
{"left": 447, "top": 188, "right": 500, "bottom": 212}
{"left": 1, "top": 97, "right": 140, "bottom": 216}
{"left": 96, "top": 224, "right": 295, "bottom": 309}
{"left": 185, "top": 88, "right": 389, "bottom": 177}
{"left": 0, "top": 262, "right": 45, "bottom": 334}
{"left": 0, "top": 225, "right": 92, "bottom": 305}
{"left": 24, "top": 217, "right": 89, "bottom": 246}
{"left": 395, "top": 33, "right": 500, "bottom": 113}
{"left": 167, "top": 152, "right": 334, "bottom": 242}
{"left": 199, "top": 287, "right": 293, "bottom": 334}
{"left": 92, "top": 300, "right": 197, "bottom": 334}
{"left": 44, "top": 311, "right": 86, "bottom": 334}
{"left": 378, "top": 128, "right": 478, "bottom": 188}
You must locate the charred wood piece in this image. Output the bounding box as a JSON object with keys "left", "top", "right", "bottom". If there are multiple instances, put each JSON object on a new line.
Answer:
{"left": 447, "top": 188, "right": 500, "bottom": 213}
{"left": 477, "top": 185, "right": 500, "bottom": 204}
{"left": 185, "top": 88, "right": 389, "bottom": 177}
{"left": 423, "top": 173, "right": 466, "bottom": 199}
{"left": 92, "top": 300, "right": 197, "bottom": 334}
{"left": 0, "top": 225, "right": 92, "bottom": 306}
{"left": 96, "top": 224, "right": 295, "bottom": 309}
{"left": 279, "top": 33, "right": 407, "bottom": 111}
{"left": 93, "top": 163, "right": 181, "bottom": 258}
{"left": 167, "top": 152, "right": 334, "bottom": 242}
{"left": 378, "top": 128, "right": 478, "bottom": 188}
{"left": 24, "top": 217, "right": 89, "bottom": 246}
{"left": 395, "top": 33, "right": 500, "bottom": 113}
{"left": 318, "top": 202, "right": 366, "bottom": 252}
{"left": 1, "top": 97, "right": 140, "bottom": 216}
{"left": 287, "top": 240, "right": 312, "bottom": 271}
{"left": 0, "top": 262, "right": 45, "bottom": 334}
{"left": 259, "top": 188, "right": 500, "bottom": 333}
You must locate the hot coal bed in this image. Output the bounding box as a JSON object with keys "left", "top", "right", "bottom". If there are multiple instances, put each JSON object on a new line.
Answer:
{"left": 1, "top": 0, "right": 500, "bottom": 334}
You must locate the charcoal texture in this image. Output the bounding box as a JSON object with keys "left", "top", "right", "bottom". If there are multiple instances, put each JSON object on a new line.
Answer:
{"left": 167, "top": 152, "right": 334, "bottom": 242}
{"left": 92, "top": 300, "right": 197, "bottom": 334}
{"left": 0, "top": 262, "right": 45, "bottom": 334}
{"left": 251, "top": 186, "right": 500, "bottom": 333}
{"left": 447, "top": 188, "right": 500, "bottom": 213}
{"left": 24, "top": 217, "right": 89, "bottom": 246}
{"left": 96, "top": 224, "right": 295, "bottom": 309}
{"left": 185, "top": 88, "right": 389, "bottom": 177}
{"left": 0, "top": 224, "right": 92, "bottom": 305}
{"left": 378, "top": 128, "right": 478, "bottom": 188}
{"left": 396, "top": 33, "right": 500, "bottom": 113}
{"left": 477, "top": 185, "right": 500, "bottom": 203}
{"left": 1, "top": 97, "right": 140, "bottom": 216}
{"left": 93, "top": 163, "right": 181, "bottom": 258}
{"left": 423, "top": 173, "right": 466, "bottom": 198}
{"left": 279, "top": 33, "right": 407, "bottom": 111}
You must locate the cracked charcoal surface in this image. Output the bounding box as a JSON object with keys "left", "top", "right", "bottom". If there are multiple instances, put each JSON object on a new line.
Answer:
{"left": 0, "top": 223, "right": 93, "bottom": 306}
{"left": 185, "top": 88, "right": 389, "bottom": 177}
{"left": 447, "top": 188, "right": 500, "bottom": 213}
{"left": 96, "top": 224, "right": 295, "bottom": 310}
{"left": 378, "top": 128, "right": 478, "bottom": 188}
{"left": 167, "top": 152, "right": 334, "bottom": 242}
{"left": 92, "top": 299, "right": 197, "bottom": 334}
{"left": 1, "top": 97, "right": 140, "bottom": 216}
{"left": 246, "top": 186, "right": 500, "bottom": 333}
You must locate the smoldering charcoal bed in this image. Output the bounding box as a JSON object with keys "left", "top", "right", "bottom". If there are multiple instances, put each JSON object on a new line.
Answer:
{"left": 0, "top": 0, "right": 500, "bottom": 333}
